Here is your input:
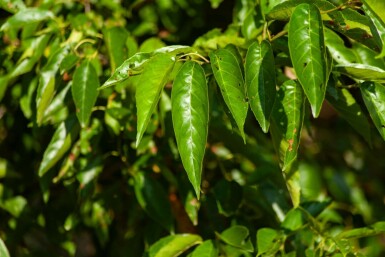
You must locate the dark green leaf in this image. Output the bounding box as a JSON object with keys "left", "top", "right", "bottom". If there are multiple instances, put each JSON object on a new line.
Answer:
{"left": 288, "top": 3, "right": 328, "bottom": 117}
{"left": 136, "top": 53, "right": 175, "bottom": 147}
{"left": 38, "top": 116, "right": 80, "bottom": 177}
{"left": 256, "top": 228, "right": 282, "bottom": 257}
{"left": 0, "top": 238, "right": 10, "bottom": 257}
{"left": 190, "top": 240, "right": 218, "bottom": 257}
{"left": 360, "top": 82, "right": 385, "bottom": 140}
{"left": 0, "top": 7, "right": 54, "bottom": 30}
{"left": 72, "top": 60, "right": 100, "bottom": 128}
{"left": 213, "top": 179, "right": 242, "bottom": 217}
{"left": 245, "top": 40, "right": 276, "bottom": 132}
{"left": 219, "top": 226, "right": 254, "bottom": 252}
{"left": 172, "top": 61, "right": 208, "bottom": 198}
{"left": 335, "top": 64, "right": 385, "bottom": 82}
{"left": 149, "top": 234, "right": 202, "bottom": 257}
{"left": 104, "top": 26, "right": 129, "bottom": 72}
{"left": 210, "top": 44, "right": 248, "bottom": 141}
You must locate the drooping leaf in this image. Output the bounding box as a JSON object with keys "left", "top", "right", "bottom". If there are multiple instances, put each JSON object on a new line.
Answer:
{"left": 270, "top": 80, "right": 305, "bottom": 171}
{"left": 72, "top": 60, "right": 100, "bottom": 128}
{"left": 210, "top": 44, "right": 248, "bottom": 141}
{"left": 360, "top": 82, "right": 385, "bottom": 140}
{"left": 335, "top": 64, "right": 385, "bottom": 82}
{"left": 191, "top": 240, "right": 218, "bottom": 257}
{"left": 326, "top": 83, "right": 371, "bottom": 144}
{"left": 218, "top": 225, "right": 254, "bottom": 252}
{"left": 0, "top": 238, "right": 10, "bottom": 257}
{"left": 256, "top": 228, "right": 283, "bottom": 257}
{"left": 38, "top": 116, "right": 80, "bottom": 177}
{"left": 104, "top": 26, "right": 129, "bottom": 72}
{"left": 172, "top": 61, "right": 208, "bottom": 199}
{"left": 149, "top": 234, "right": 202, "bottom": 257}
{"left": 245, "top": 40, "right": 276, "bottom": 132}
{"left": 288, "top": 3, "right": 328, "bottom": 117}
{"left": 0, "top": 7, "right": 54, "bottom": 31}
{"left": 36, "top": 46, "right": 70, "bottom": 125}
{"left": 134, "top": 172, "right": 174, "bottom": 232}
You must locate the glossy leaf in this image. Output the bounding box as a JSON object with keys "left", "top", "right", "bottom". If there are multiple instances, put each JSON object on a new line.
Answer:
{"left": 324, "top": 28, "right": 357, "bottom": 64}
{"left": 218, "top": 226, "right": 254, "bottom": 252}
{"left": 363, "top": 3, "right": 385, "bottom": 58}
{"left": 149, "top": 234, "right": 202, "bottom": 257}
{"left": 360, "top": 82, "right": 385, "bottom": 140}
{"left": 326, "top": 84, "right": 371, "bottom": 144}
{"left": 172, "top": 61, "right": 208, "bottom": 198}
{"left": 256, "top": 228, "right": 282, "bottom": 257}
{"left": 210, "top": 44, "right": 248, "bottom": 141}
{"left": 0, "top": 7, "right": 54, "bottom": 31}
{"left": 38, "top": 116, "right": 80, "bottom": 177}
{"left": 36, "top": 46, "right": 70, "bottom": 125}
{"left": 191, "top": 240, "right": 218, "bottom": 257}
{"left": 270, "top": 80, "right": 305, "bottom": 171}
{"left": 134, "top": 172, "right": 174, "bottom": 232}
{"left": 72, "top": 60, "right": 100, "bottom": 128}
{"left": 245, "top": 40, "right": 276, "bottom": 132}
{"left": 361, "top": 0, "right": 385, "bottom": 25}
{"left": 288, "top": 3, "right": 328, "bottom": 117}
{"left": 335, "top": 64, "right": 385, "bottom": 82}
{"left": 0, "top": 238, "right": 10, "bottom": 257}
{"left": 136, "top": 53, "right": 175, "bottom": 147}
{"left": 104, "top": 27, "right": 129, "bottom": 72}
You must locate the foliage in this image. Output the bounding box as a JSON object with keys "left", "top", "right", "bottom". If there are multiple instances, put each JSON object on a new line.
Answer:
{"left": 1, "top": 0, "right": 385, "bottom": 256}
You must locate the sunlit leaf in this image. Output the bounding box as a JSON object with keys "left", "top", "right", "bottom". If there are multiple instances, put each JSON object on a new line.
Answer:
{"left": 0, "top": 238, "right": 10, "bottom": 257}
{"left": 218, "top": 226, "right": 254, "bottom": 252}
{"left": 0, "top": 7, "right": 54, "bottom": 30}
{"left": 256, "top": 228, "right": 283, "bottom": 257}
{"left": 149, "top": 234, "right": 202, "bottom": 257}
{"left": 337, "top": 222, "right": 385, "bottom": 239}
{"left": 104, "top": 26, "right": 129, "bottom": 72}
{"left": 191, "top": 240, "right": 218, "bottom": 257}
{"left": 335, "top": 64, "right": 385, "bottom": 82}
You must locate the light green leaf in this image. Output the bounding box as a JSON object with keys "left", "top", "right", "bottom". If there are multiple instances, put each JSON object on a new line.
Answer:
{"left": 42, "top": 82, "right": 71, "bottom": 124}
{"left": 337, "top": 222, "right": 385, "bottom": 239}
{"left": 72, "top": 60, "right": 100, "bottom": 128}
{"left": 281, "top": 208, "right": 304, "bottom": 231}
{"left": 245, "top": 40, "right": 276, "bottom": 133}
{"left": 256, "top": 228, "right": 283, "bottom": 257}
{"left": 191, "top": 240, "right": 218, "bottom": 257}
{"left": 218, "top": 225, "right": 254, "bottom": 252}
{"left": 209, "top": 0, "right": 224, "bottom": 9}
{"left": 363, "top": 4, "right": 385, "bottom": 58}
{"left": 210, "top": 44, "right": 248, "bottom": 141}
{"left": 361, "top": 0, "right": 385, "bottom": 25}
{"left": 36, "top": 46, "right": 70, "bottom": 125}
{"left": 139, "top": 37, "right": 166, "bottom": 53}
{"left": 335, "top": 64, "right": 385, "bottom": 82}
{"left": 0, "top": 7, "right": 54, "bottom": 30}
{"left": 38, "top": 116, "right": 80, "bottom": 177}
{"left": 0, "top": 0, "right": 26, "bottom": 13}
{"left": 0, "top": 237, "right": 10, "bottom": 257}
{"left": 324, "top": 28, "right": 357, "bottom": 64}
{"left": 172, "top": 61, "right": 208, "bottom": 199}
{"left": 134, "top": 172, "right": 174, "bottom": 232}
{"left": 136, "top": 53, "right": 175, "bottom": 147}
{"left": 360, "top": 82, "right": 385, "bottom": 140}
{"left": 149, "top": 234, "right": 202, "bottom": 257}
{"left": 260, "top": 0, "right": 287, "bottom": 17}
{"left": 288, "top": 3, "right": 328, "bottom": 117}
{"left": 0, "top": 196, "right": 27, "bottom": 217}
{"left": 104, "top": 26, "right": 129, "bottom": 72}
{"left": 271, "top": 80, "right": 305, "bottom": 171}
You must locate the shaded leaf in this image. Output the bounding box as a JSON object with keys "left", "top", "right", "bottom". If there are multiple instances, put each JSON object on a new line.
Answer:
{"left": 360, "top": 82, "right": 385, "bottom": 140}
{"left": 335, "top": 64, "right": 385, "bottom": 82}
{"left": 191, "top": 240, "right": 218, "bottom": 257}
{"left": 218, "top": 225, "right": 254, "bottom": 252}
{"left": 149, "top": 234, "right": 202, "bottom": 257}
{"left": 213, "top": 179, "right": 242, "bottom": 217}
{"left": 271, "top": 80, "right": 305, "bottom": 171}
{"left": 210, "top": 44, "right": 248, "bottom": 141}
{"left": 245, "top": 40, "right": 276, "bottom": 132}
{"left": 0, "top": 7, "right": 54, "bottom": 30}
{"left": 172, "top": 61, "right": 208, "bottom": 198}
{"left": 337, "top": 222, "right": 385, "bottom": 239}
{"left": 72, "top": 60, "right": 100, "bottom": 128}
{"left": 288, "top": 3, "right": 328, "bottom": 117}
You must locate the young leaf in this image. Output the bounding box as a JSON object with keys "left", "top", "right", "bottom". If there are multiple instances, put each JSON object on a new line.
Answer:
{"left": 360, "top": 82, "right": 385, "bottom": 140}
{"left": 288, "top": 3, "right": 328, "bottom": 117}
{"left": 0, "top": 7, "right": 54, "bottom": 31}
{"left": 136, "top": 53, "right": 175, "bottom": 147}
{"left": 270, "top": 80, "right": 305, "bottom": 171}
{"left": 172, "top": 61, "right": 208, "bottom": 199}
{"left": 149, "top": 234, "right": 202, "bottom": 257}
{"left": 210, "top": 44, "right": 248, "bottom": 141}
{"left": 72, "top": 60, "right": 100, "bottom": 128}
{"left": 191, "top": 240, "right": 218, "bottom": 257}
{"left": 245, "top": 40, "right": 276, "bottom": 133}
{"left": 38, "top": 116, "right": 80, "bottom": 177}
{"left": 335, "top": 64, "right": 385, "bottom": 82}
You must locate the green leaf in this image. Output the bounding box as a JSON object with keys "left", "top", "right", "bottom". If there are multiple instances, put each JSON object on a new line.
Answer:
{"left": 172, "top": 61, "right": 208, "bottom": 199}
{"left": 0, "top": 238, "right": 10, "bottom": 257}
{"left": 213, "top": 179, "right": 242, "bottom": 217}
{"left": 134, "top": 172, "right": 174, "bottom": 232}
{"left": 136, "top": 53, "right": 175, "bottom": 147}
{"left": 0, "top": 7, "right": 54, "bottom": 31}
{"left": 363, "top": 3, "right": 385, "bottom": 58}
{"left": 218, "top": 225, "right": 254, "bottom": 252}
{"left": 245, "top": 40, "right": 276, "bottom": 132}
{"left": 209, "top": 0, "right": 224, "bottom": 9}
{"left": 324, "top": 28, "right": 357, "bottom": 64}
{"left": 271, "top": 80, "right": 305, "bottom": 171}
{"left": 335, "top": 64, "right": 385, "bottom": 82}
{"left": 288, "top": 3, "right": 328, "bottom": 117}
{"left": 139, "top": 37, "right": 166, "bottom": 53}
{"left": 190, "top": 240, "right": 218, "bottom": 257}
{"left": 256, "top": 228, "right": 282, "bottom": 257}
{"left": 210, "top": 44, "right": 248, "bottom": 141}
{"left": 336, "top": 222, "right": 385, "bottom": 239}
{"left": 72, "top": 60, "right": 100, "bottom": 128}
{"left": 149, "top": 234, "right": 202, "bottom": 257}
{"left": 38, "top": 116, "right": 80, "bottom": 177}
{"left": 281, "top": 208, "right": 304, "bottom": 231}
{"left": 326, "top": 83, "right": 371, "bottom": 144}
{"left": 360, "top": 82, "right": 385, "bottom": 140}
{"left": 104, "top": 26, "right": 129, "bottom": 72}
{"left": 361, "top": 0, "right": 385, "bottom": 25}
{"left": 36, "top": 46, "right": 70, "bottom": 125}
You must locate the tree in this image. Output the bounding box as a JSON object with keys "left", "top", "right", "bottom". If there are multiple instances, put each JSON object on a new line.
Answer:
{"left": 0, "top": 0, "right": 385, "bottom": 256}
